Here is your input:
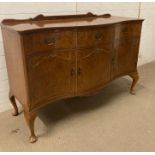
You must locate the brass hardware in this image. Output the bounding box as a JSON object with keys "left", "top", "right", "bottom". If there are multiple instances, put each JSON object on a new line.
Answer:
{"left": 47, "top": 42, "right": 55, "bottom": 46}
{"left": 70, "top": 68, "right": 81, "bottom": 76}
{"left": 44, "top": 37, "right": 55, "bottom": 46}
{"left": 95, "top": 33, "right": 103, "bottom": 41}
{"left": 77, "top": 68, "right": 81, "bottom": 75}
{"left": 70, "top": 68, "right": 75, "bottom": 76}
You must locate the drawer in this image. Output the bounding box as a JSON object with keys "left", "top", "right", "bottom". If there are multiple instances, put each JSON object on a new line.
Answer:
{"left": 77, "top": 26, "right": 114, "bottom": 49}
{"left": 23, "top": 30, "right": 76, "bottom": 54}
{"left": 119, "top": 22, "right": 141, "bottom": 38}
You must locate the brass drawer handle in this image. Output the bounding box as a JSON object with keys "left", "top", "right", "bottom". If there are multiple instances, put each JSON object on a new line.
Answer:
{"left": 77, "top": 68, "right": 81, "bottom": 75}
{"left": 70, "top": 68, "right": 81, "bottom": 76}
{"left": 70, "top": 68, "right": 75, "bottom": 76}
{"left": 44, "top": 37, "right": 55, "bottom": 46}
{"left": 95, "top": 33, "right": 103, "bottom": 41}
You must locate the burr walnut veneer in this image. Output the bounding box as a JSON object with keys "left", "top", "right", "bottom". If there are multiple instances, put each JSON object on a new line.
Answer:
{"left": 1, "top": 13, "right": 143, "bottom": 143}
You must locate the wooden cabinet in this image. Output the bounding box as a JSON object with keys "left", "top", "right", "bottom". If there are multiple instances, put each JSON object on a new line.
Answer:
{"left": 0, "top": 13, "right": 143, "bottom": 143}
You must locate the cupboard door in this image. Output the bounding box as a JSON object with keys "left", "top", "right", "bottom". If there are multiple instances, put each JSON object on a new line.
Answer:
{"left": 77, "top": 48, "right": 113, "bottom": 95}
{"left": 26, "top": 50, "right": 76, "bottom": 109}
{"left": 114, "top": 22, "right": 142, "bottom": 76}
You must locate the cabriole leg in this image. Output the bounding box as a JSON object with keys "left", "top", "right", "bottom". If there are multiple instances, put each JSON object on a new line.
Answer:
{"left": 129, "top": 71, "right": 139, "bottom": 95}
{"left": 24, "top": 110, "right": 38, "bottom": 143}
{"left": 9, "top": 91, "right": 18, "bottom": 116}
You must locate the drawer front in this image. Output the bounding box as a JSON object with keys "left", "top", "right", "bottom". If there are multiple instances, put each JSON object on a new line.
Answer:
{"left": 23, "top": 30, "right": 76, "bottom": 54}
{"left": 77, "top": 26, "right": 114, "bottom": 49}
{"left": 119, "top": 22, "right": 141, "bottom": 38}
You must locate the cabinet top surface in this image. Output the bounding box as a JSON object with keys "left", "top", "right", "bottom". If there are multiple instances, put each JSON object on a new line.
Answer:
{"left": 1, "top": 13, "right": 143, "bottom": 33}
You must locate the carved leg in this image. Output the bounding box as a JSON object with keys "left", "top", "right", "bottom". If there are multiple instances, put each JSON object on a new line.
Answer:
{"left": 9, "top": 92, "right": 18, "bottom": 116}
{"left": 129, "top": 71, "right": 139, "bottom": 95}
{"left": 24, "top": 110, "right": 38, "bottom": 143}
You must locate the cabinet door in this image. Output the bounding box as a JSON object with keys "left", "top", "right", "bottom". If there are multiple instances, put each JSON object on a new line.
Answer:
{"left": 114, "top": 22, "right": 142, "bottom": 76}
{"left": 26, "top": 50, "right": 76, "bottom": 109}
{"left": 76, "top": 27, "right": 114, "bottom": 95}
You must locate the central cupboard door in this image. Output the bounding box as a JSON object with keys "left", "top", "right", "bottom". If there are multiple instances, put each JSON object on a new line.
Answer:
{"left": 76, "top": 27, "right": 115, "bottom": 95}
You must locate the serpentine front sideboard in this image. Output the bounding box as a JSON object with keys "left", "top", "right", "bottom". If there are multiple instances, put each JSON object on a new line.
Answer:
{"left": 0, "top": 13, "right": 144, "bottom": 143}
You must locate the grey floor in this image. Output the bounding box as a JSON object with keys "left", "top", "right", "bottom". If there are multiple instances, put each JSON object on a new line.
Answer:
{"left": 0, "top": 61, "right": 155, "bottom": 151}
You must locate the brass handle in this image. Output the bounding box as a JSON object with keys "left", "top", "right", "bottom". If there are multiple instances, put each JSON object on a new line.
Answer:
{"left": 95, "top": 33, "right": 103, "bottom": 41}
{"left": 70, "top": 68, "right": 81, "bottom": 76}
{"left": 47, "top": 42, "right": 55, "bottom": 46}
{"left": 70, "top": 68, "right": 75, "bottom": 76}
{"left": 77, "top": 68, "right": 81, "bottom": 76}
{"left": 44, "top": 37, "right": 55, "bottom": 46}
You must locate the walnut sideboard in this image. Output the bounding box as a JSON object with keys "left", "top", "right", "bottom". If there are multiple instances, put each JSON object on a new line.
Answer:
{"left": 0, "top": 13, "right": 144, "bottom": 143}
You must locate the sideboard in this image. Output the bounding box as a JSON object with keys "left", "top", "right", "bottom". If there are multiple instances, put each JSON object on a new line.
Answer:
{"left": 0, "top": 13, "right": 144, "bottom": 143}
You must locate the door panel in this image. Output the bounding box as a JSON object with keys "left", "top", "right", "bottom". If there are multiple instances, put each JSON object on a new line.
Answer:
{"left": 26, "top": 50, "right": 76, "bottom": 109}
{"left": 115, "top": 22, "right": 142, "bottom": 76}
{"left": 77, "top": 47, "right": 113, "bottom": 95}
